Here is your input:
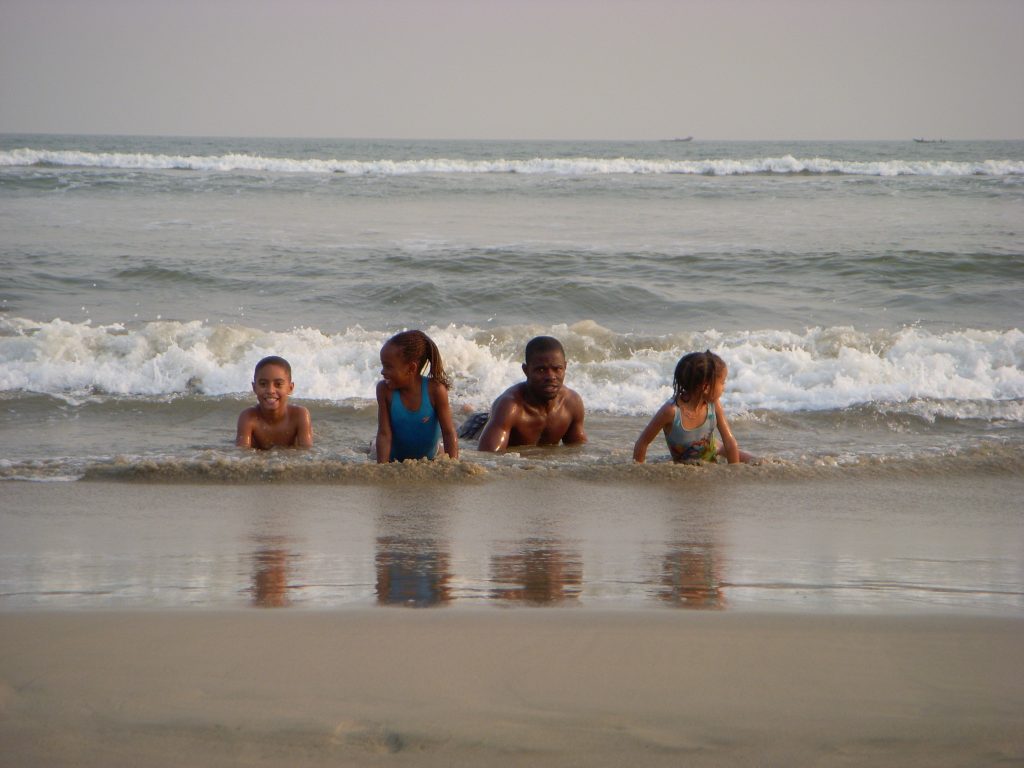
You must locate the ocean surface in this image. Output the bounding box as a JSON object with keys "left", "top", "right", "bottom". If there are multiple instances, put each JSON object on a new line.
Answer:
{"left": 2, "top": 134, "right": 1022, "bottom": 481}
{"left": 2, "top": 134, "right": 1023, "bottom": 614}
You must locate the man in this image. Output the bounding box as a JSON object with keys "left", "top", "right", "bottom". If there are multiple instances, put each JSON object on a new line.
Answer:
{"left": 465, "top": 336, "right": 587, "bottom": 452}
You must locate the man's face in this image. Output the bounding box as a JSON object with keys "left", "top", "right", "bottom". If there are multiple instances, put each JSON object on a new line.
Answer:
{"left": 523, "top": 350, "right": 567, "bottom": 401}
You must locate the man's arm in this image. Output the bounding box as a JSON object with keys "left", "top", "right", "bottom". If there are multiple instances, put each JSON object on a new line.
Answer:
{"left": 477, "top": 395, "right": 519, "bottom": 453}
{"left": 561, "top": 390, "right": 587, "bottom": 445}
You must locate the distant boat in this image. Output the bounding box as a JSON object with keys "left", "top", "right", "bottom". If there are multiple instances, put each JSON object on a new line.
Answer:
{"left": 670, "top": 136, "right": 693, "bottom": 142}
{"left": 913, "top": 138, "right": 946, "bottom": 143}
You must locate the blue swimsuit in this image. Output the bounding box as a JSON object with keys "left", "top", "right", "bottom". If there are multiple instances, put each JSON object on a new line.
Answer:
{"left": 665, "top": 402, "right": 718, "bottom": 463}
{"left": 389, "top": 378, "right": 441, "bottom": 462}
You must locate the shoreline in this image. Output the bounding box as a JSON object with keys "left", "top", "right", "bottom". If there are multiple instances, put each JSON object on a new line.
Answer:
{"left": 3, "top": 609, "right": 1022, "bottom": 767}
{"left": 3, "top": 474, "right": 1022, "bottom": 614}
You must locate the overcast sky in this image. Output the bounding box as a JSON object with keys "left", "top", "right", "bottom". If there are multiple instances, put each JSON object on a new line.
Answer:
{"left": 1, "top": 0, "right": 1021, "bottom": 140}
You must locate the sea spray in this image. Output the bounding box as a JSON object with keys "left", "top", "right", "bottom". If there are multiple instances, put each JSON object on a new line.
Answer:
{"left": 3, "top": 317, "right": 1021, "bottom": 419}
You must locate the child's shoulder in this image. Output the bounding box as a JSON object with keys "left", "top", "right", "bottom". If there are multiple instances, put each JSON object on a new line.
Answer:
{"left": 649, "top": 399, "right": 678, "bottom": 426}
{"left": 427, "top": 377, "right": 450, "bottom": 396}
{"left": 287, "top": 403, "right": 311, "bottom": 420}
{"left": 238, "top": 404, "right": 261, "bottom": 421}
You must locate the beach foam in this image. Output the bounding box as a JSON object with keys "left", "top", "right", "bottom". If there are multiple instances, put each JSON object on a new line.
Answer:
{"left": 2, "top": 316, "right": 1021, "bottom": 419}
{"left": 3, "top": 148, "right": 1023, "bottom": 177}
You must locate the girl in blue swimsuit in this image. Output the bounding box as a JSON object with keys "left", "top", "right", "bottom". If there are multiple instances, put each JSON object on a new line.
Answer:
{"left": 633, "top": 350, "right": 753, "bottom": 464}
{"left": 375, "top": 330, "right": 459, "bottom": 463}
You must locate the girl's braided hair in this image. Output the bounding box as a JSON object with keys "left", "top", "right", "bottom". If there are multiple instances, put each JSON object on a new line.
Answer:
{"left": 673, "top": 350, "right": 726, "bottom": 403}
{"left": 385, "top": 330, "right": 452, "bottom": 389}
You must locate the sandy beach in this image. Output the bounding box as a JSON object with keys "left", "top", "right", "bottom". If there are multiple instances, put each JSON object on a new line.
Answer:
{"left": 2, "top": 470, "right": 1023, "bottom": 765}
{"left": 2, "top": 610, "right": 1022, "bottom": 767}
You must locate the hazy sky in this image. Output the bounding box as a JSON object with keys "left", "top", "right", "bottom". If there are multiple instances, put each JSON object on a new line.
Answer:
{"left": 1, "top": 0, "right": 1021, "bottom": 140}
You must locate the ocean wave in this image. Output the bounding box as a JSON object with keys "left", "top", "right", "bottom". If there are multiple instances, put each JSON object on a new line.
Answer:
{"left": 1, "top": 317, "right": 1021, "bottom": 419}
{"left": 2, "top": 149, "right": 1023, "bottom": 177}
{"left": 2, "top": 443, "right": 1020, "bottom": 484}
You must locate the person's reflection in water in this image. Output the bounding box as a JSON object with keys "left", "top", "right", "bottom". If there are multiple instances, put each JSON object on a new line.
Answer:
{"left": 373, "top": 501, "right": 453, "bottom": 608}
{"left": 375, "top": 537, "right": 452, "bottom": 607}
{"left": 252, "top": 540, "right": 292, "bottom": 608}
{"left": 491, "top": 538, "right": 582, "bottom": 605}
{"left": 660, "top": 541, "right": 726, "bottom": 609}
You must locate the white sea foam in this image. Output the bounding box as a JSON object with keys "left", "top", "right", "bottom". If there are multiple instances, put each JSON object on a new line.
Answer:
{"left": 3, "top": 149, "right": 1023, "bottom": 177}
{"left": 2, "top": 317, "right": 1021, "bottom": 420}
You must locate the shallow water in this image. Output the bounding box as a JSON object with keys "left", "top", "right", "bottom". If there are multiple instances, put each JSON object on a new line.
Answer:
{"left": 2, "top": 135, "right": 1022, "bottom": 479}
{"left": 3, "top": 476, "right": 1021, "bottom": 614}
{"left": 2, "top": 136, "right": 1022, "bottom": 618}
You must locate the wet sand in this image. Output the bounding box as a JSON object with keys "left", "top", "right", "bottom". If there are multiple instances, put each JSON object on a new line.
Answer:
{"left": 2, "top": 610, "right": 1023, "bottom": 767}
{"left": 2, "top": 471, "right": 1023, "bottom": 765}
{"left": 2, "top": 471, "right": 1022, "bottom": 612}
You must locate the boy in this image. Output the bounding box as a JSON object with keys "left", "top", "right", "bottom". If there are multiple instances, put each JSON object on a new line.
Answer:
{"left": 236, "top": 356, "right": 313, "bottom": 449}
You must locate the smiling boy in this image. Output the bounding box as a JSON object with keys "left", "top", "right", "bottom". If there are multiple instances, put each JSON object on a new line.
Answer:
{"left": 235, "top": 356, "right": 313, "bottom": 449}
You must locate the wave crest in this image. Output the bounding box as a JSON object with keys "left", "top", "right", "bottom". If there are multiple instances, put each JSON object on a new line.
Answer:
{"left": 1, "top": 317, "right": 1021, "bottom": 419}
{"left": 3, "top": 149, "right": 1023, "bottom": 177}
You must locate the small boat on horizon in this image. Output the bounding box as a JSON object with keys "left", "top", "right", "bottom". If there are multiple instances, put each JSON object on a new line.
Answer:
{"left": 670, "top": 136, "right": 693, "bottom": 142}
{"left": 913, "top": 138, "right": 946, "bottom": 143}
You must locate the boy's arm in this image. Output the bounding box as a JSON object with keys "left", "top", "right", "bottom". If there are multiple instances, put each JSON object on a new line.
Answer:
{"left": 714, "top": 401, "right": 740, "bottom": 464}
{"left": 561, "top": 390, "right": 588, "bottom": 445}
{"left": 375, "top": 382, "right": 393, "bottom": 464}
{"left": 236, "top": 409, "right": 256, "bottom": 448}
{"left": 633, "top": 403, "right": 674, "bottom": 462}
{"left": 293, "top": 406, "right": 313, "bottom": 448}
{"left": 431, "top": 381, "right": 460, "bottom": 460}
{"left": 477, "top": 395, "right": 518, "bottom": 453}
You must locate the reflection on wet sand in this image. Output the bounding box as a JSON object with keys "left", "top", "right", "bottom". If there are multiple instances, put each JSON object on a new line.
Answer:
{"left": 660, "top": 542, "right": 726, "bottom": 610}
{"left": 375, "top": 536, "right": 452, "bottom": 607}
{"left": 491, "top": 539, "right": 583, "bottom": 605}
{"left": 251, "top": 541, "right": 292, "bottom": 608}
{"left": 373, "top": 499, "right": 453, "bottom": 607}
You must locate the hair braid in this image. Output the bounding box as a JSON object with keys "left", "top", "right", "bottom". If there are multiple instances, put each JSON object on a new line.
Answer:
{"left": 385, "top": 330, "right": 452, "bottom": 389}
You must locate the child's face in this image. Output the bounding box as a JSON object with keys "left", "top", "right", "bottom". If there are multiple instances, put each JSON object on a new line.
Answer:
{"left": 709, "top": 368, "right": 728, "bottom": 401}
{"left": 380, "top": 343, "right": 417, "bottom": 390}
{"left": 252, "top": 363, "right": 294, "bottom": 414}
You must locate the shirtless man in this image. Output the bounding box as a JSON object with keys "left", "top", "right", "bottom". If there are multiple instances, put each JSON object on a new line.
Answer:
{"left": 472, "top": 336, "right": 587, "bottom": 452}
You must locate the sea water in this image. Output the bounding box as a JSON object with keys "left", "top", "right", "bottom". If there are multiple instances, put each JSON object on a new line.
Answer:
{"left": 1, "top": 135, "right": 1022, "bottom": 479}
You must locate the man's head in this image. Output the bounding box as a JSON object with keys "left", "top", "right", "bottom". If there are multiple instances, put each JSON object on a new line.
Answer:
{"left": 522, "top": 336, "right": 567, "bottom": 402}
{"left": 524, "top": 336, "right": 564, "bottom": 366}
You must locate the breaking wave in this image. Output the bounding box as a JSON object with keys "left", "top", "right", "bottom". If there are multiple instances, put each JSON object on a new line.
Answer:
{"left": 1, "top": 316, "right": 1021, "bottom": 420}
{"left": 3, "top": 149, "right": 1023, "bottom": 177}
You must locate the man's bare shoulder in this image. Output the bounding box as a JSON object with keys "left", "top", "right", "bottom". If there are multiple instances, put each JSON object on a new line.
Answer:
{"left": 497, "top": 381, "right": 528, "bottom": 402}
{"left": 563, "top": 386, "right": 584, "bottom": 404}
{"left": 489, "top": 382, "right": 529, "bottom": 413}
{"left": 561, "top": 386, "right": 586, "bottom": 412}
